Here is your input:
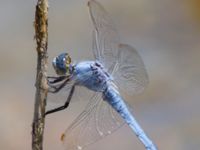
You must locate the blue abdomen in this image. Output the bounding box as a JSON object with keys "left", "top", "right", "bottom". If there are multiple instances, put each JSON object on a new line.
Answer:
{"left": 103, "top": 85, "right": 157, "bottom": 150}
{"left": 103, "top": 85, "right": 132, "bottom": 122}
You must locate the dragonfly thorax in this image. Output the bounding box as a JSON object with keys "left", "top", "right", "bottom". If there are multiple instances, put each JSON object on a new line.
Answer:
{"left": 73, "top": 61, "right": 112, "bottom": 92}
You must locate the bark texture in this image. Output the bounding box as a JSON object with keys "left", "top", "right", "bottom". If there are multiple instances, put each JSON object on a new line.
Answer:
{"left": 32, "top": 0, "right": 48, "bottom": 150}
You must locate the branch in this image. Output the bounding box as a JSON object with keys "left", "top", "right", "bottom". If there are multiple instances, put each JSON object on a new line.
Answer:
{"left": 32, "top": 0, "right": 48, "bottom": 150}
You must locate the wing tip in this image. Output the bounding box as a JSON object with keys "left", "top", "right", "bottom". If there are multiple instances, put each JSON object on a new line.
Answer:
{"left": 119, "top": 43, "right": 130, "bottom": 48}
{"left": 118, "top": 43, "right": 124, "bottom": 48}
{"left": 87, "top": 0, "right": 94, "bottom": 7}
{"left": 60, "top": 133, "right": 65, "bottom": 142}
{"left": 87, "top": 0, "right": 90, "bottom": 7}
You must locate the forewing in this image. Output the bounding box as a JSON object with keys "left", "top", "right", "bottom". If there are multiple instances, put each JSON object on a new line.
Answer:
{"left": 114, "top": 44, "right": 149, "bottom": 95}
{"left": 88, "top": 0, "right": 120, "bottom": 73}
{"left": 61, "top": 93, "right": 124, "bottom": 150}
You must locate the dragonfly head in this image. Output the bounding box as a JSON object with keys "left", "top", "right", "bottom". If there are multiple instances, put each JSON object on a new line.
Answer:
{"left": 52, "top": 53, "right": 73, "bottom": 76}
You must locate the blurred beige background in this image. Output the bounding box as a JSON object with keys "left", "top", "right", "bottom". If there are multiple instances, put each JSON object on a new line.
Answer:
{"left": 0, "top": 0, "right": 200, "bottom": 150}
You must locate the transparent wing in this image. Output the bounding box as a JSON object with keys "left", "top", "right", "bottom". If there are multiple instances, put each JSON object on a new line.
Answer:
{"left": 89, "top": 0, "right": 148, "bottom": 95}
{"left": 61, "top": 93, "right": 125, "bottom": 150}
{"left": 113, "top": 44, "right": 149, "bottom": 95}
{"left": 88, "top": 0, "right": 120, "bottom": 73}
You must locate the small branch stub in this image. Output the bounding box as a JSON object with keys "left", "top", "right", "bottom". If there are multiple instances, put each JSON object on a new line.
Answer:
{"left": 32, "top": 0, "right": 49, "bottom": 150}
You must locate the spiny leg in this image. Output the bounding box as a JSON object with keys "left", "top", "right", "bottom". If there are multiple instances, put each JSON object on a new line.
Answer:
{"left": 45, "top": 85, "right": 75, "bottom": 116}
{"left": 47, "top": 76, "right": 67, "bottom": 84}
{"left": 48, "top": 77, "right": 71, "bottom": 93}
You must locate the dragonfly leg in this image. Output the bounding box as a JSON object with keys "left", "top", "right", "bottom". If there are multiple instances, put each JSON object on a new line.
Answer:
{"left": 48, "top": 77, "right": 71, "bottom": 93}
{"left": 45, "top": 85, "right": 75, "bottom": 116}
{"left": 47, "top": 76, "right": 66, "bottom": 84}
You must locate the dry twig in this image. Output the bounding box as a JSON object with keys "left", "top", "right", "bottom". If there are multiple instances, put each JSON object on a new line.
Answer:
{"left": 32, "top": 0, "right": 48, "bottom": 150}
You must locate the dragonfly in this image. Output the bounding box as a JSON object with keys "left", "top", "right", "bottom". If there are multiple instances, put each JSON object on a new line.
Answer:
{"left": 46, "top": 0, "right": 157, "bottom": 150}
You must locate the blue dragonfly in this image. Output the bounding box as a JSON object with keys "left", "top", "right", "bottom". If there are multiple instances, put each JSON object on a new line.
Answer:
{"left": 46, "top": 0, "right": 157, "bottom": 150}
